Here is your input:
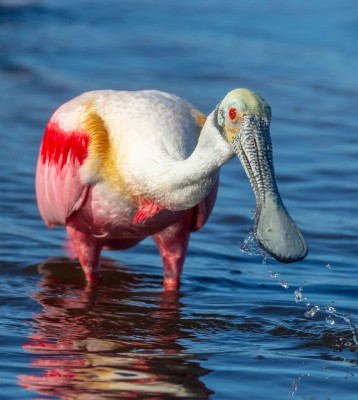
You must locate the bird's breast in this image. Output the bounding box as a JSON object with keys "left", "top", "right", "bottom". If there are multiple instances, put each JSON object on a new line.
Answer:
{"left": 74, "top": 183, "right": 184, "bottom": 240}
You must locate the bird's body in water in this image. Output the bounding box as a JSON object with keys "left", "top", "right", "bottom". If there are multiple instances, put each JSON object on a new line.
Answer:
{"left": 36, "top": 88, "right": 307, "bottom": 290}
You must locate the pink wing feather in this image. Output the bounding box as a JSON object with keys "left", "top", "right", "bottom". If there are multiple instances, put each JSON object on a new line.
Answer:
{"left": 35, "top": 120, "right": 90, "bottom": 227}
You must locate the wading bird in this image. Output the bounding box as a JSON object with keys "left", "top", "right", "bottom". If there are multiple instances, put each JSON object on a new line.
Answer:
{"left": 36, "top": 89, "right": 307, "bottom": 290}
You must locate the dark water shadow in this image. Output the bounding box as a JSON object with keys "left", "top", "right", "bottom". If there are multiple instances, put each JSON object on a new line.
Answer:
{"left": 18, "top": 258, "right": 213, "bottom": 399}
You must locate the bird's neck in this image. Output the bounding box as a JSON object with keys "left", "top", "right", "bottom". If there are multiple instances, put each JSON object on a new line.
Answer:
{"left": 161, "top": 111, "right": 234, "bottom": 210}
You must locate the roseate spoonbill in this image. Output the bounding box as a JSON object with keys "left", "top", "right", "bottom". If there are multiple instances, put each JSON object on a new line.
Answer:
{"left": 36, "top": 89, "right": 307, "bottom": 290}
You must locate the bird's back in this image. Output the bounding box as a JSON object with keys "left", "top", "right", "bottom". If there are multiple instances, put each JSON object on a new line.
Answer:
{"left": 61, "top": 90, "right": 202, "bottom": 157}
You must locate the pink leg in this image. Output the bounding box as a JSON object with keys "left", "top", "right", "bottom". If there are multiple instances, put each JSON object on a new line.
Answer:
{"left": 66, "top": 223, "right": 102, "bottom": 283}
{"left": 152, "top": 214, "right": 192, "bottom": 291}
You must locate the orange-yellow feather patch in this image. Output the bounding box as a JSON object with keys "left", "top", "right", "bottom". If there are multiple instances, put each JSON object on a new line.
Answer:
{"left": 82, "top": 104, "right": 131, "bottom": 200}
{"left": 193, "top": 109, "right": 207, "bottom": 130}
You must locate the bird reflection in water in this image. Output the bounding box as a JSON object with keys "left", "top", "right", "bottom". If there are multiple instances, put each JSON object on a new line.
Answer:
{"left": 18, "top": 258, "right": 213, "bottom": 399}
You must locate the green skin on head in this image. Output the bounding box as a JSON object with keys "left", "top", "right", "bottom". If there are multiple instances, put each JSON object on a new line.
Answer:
{"left": 222, "top": 88, "right": 271, "bottom": 118}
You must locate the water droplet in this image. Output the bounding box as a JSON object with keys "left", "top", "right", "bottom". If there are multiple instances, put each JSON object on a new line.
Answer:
{"left": 267, "top": 268, "right": 280, "bottom": 279}
{"left": 326, "top": 263, "right": 331, "bottom": 269}
{"left": 289, "top": 381, "right": 297, "bottom": 397}
{"left": 342, "top": 313, "right": 352, "bottom": 323}
{"left": 303, "top": 280, "right": 308, "bottom": 286}
{"left": 241, "top": 232, "right": 272, "bottom": 258}
{"left": 326, "top": 316, "right": 335, "bottom": 325}
{"left": 294, "top": 287, "right": 303, "bottom": 303}
{"left": 279, "top": 280, "right": 289, "bottom": 289}
{"left": 325, "top": 306, "right": 336, "bottom": 314}
{"left": 304, "top": 305, "right": 320, "bottom": 318}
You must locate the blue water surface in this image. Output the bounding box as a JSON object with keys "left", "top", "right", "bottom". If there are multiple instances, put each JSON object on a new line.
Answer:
{"left": 0, "top": 0, "right": 357, "bottom": 399}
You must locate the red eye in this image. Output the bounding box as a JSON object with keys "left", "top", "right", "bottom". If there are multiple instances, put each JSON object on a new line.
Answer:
{"left": 229, "top": 108, "right": 237, "bottom": 120}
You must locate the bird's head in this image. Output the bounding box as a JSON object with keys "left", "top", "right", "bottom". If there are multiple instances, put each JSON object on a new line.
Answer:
{"left": 215, "top": 88, "right": 307, "bottom": 263}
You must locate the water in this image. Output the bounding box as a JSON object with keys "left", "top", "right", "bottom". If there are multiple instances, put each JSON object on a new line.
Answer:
{"left": 1, "top": 0, "right": 358, "bottom": 398}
